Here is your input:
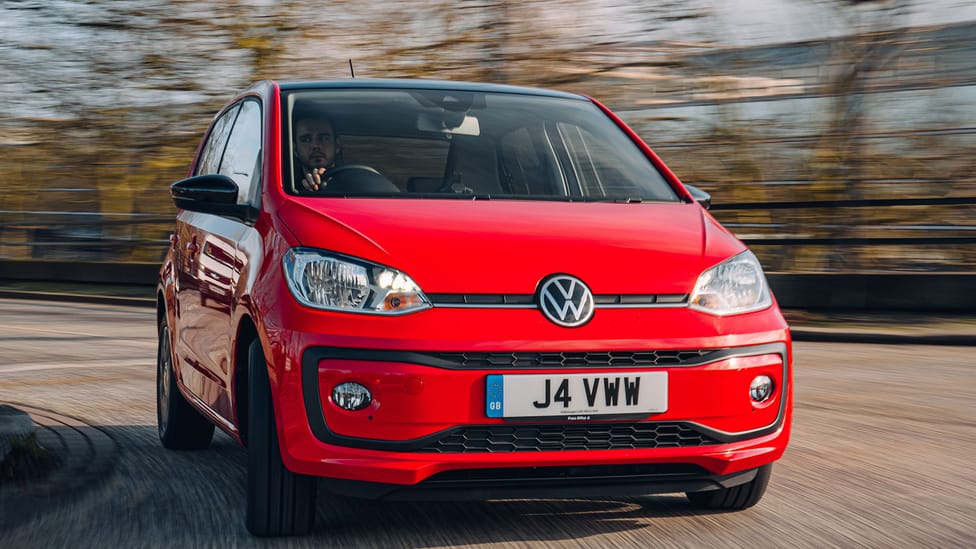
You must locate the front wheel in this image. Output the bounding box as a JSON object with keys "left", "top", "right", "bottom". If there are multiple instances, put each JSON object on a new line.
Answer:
{"left": 157, "top": 318, "right": 214, "bottom": 450}
{"left": 245, "top": 340, "right": 317, "bottom": 537}
{"left": 685, "top": 464, "right": 772, "bottom": 510}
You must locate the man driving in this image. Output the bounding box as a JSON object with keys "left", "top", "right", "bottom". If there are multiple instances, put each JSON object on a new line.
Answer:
{"left": 294, "top": 113, "right": 340, "bottom": 192}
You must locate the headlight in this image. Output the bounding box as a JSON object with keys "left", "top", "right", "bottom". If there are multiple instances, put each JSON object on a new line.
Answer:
{"left": 283, "top": 248, "right": 430, "bottom": 314}
{"left": 689, "top": 250, "right": 772, "bottom": 316}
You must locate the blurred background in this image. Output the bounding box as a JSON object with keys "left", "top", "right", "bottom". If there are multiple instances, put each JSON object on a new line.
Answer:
{"left": 1, "top": 0, "right": 974, "bottom": 275}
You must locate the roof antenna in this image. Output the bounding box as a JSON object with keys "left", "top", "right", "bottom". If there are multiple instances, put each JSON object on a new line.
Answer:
{"left": 348, "top": 59, "right": 355, "bottom": 78}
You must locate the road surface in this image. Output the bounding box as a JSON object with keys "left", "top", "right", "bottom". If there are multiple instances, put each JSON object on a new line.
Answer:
{"left": 0, "top": 298, "right": 972, "bottom": 547}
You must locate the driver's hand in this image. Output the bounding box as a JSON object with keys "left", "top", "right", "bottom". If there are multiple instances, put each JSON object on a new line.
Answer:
{"left": 302, "top": 167, "right": 327, "bottom": 191}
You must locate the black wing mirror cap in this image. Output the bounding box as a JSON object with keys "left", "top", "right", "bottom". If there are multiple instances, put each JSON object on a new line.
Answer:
{"left": 684, "top": 184, "right": 712, "bottom": 210}
{"left": 171, "top": 174, "right": 257, "bottom": 222}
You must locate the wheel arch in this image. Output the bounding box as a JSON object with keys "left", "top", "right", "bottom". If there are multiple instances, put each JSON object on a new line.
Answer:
{"left": 234, "top": 314, "right": 260, "bottom": 445}
{"left": 156, "top": 290, "right": 166, "bottom": 330}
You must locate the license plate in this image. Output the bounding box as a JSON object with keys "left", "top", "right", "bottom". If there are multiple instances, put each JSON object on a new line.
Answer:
{"left": 486, "top": 372, "right": 667, "bottom": 419}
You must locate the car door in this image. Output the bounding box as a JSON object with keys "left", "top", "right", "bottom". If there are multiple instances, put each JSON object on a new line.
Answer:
{"left": 174, "top": 100, "right": 262, "bottom": 419}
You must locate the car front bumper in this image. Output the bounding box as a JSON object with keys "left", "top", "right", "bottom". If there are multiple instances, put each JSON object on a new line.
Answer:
{"left": 264, "top": 305, "right": 793, "bottom": 492}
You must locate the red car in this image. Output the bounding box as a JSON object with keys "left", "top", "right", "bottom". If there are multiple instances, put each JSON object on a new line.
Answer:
{"left": 156, "top": 79, "right": 792, "bottom": 537}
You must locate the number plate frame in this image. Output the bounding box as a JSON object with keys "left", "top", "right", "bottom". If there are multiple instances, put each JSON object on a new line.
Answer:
{"left": 485, "top": 372, "right": 668, "bottom": 420}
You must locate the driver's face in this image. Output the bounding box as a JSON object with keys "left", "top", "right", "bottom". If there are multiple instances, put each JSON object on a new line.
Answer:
{"left": 295, "top": 118, "right": 338, "bottom": 171}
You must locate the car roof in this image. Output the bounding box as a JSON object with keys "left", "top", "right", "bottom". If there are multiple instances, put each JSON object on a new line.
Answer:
{"left": 276, "top": 78, "right": 588, "bottom": 101}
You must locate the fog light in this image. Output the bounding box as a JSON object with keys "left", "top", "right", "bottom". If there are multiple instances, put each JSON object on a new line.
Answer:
{"left": 750, "top": 375, "right": 773, "bottom": 403}
{"left": 332, "top": 382, "right": 372, "bottom": 411}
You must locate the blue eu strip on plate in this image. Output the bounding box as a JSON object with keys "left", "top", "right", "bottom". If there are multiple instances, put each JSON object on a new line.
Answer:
{"left": 486, "top": 375, "right": 504, "bottom": 418}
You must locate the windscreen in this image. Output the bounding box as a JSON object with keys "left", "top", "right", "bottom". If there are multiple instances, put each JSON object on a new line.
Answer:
{"left": 283, "top": 88, "right": 679, "bottom": 202}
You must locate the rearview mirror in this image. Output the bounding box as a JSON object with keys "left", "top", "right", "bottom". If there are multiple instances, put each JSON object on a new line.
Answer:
{"left": 417, "top": 111, "right": 481, "bottom": 136}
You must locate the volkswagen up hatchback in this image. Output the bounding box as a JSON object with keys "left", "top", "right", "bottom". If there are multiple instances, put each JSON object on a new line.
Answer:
{"left": 156, "top": 79, "right": 792, "bottom": 537}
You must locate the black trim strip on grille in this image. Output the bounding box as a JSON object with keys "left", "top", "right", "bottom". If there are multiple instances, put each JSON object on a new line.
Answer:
{"left": 300, "top": 342, "right": 789, "bottom": 452}
{"left": 427, "top": 293, "right": 688, "bottom": 308}
{"left": 423, "top": 349, "right": 720, "bottom": 369}
{"left": 300, "top": 348, "right": 725, "bottom": 370}
{"left": 429, "top": 293, "right": 535, "bottom": 305}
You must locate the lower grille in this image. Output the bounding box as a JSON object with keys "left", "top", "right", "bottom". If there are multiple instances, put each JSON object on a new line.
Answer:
{"left": 418, "top": 422, "right": 719, "bottom": 453}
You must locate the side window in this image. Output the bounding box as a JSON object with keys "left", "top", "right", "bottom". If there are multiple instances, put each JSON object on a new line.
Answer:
{"left": 195, "top": 104, "right": 240, "bottom": 176}
{"left": 219, "top": 100, "right": 262, "bottom": 205}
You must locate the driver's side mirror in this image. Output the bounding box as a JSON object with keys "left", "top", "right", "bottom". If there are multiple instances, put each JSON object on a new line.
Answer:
{"left": 684, "top": 184, "right": 712, "bottom": 210}
{"left": 171, "top": 174, "right": 258, "bottom": 222}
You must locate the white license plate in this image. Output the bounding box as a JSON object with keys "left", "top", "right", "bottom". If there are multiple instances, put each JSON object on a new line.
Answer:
{"left": 485, "top": 372, "right": 667, "bottom": 419}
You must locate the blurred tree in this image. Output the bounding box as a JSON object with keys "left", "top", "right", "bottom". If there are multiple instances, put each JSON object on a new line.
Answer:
{"left": 1, "top": 0, "right": 972, "bottom": 270}
{"left": 803, "top": 0, "right": 913, "bottom": 270}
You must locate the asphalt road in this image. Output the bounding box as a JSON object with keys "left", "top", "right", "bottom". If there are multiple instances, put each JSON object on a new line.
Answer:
{"left": 0, "top": 298, "right": 973, "bottom": 548}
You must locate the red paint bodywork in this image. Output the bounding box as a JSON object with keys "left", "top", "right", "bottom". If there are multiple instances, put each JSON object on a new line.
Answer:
{"left": 158, "top": 80, "right": 793, "bottom": 490}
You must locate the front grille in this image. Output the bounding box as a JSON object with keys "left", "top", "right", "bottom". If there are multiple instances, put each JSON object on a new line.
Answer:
{"left": 418, "top": 423, "right": 719, "bottom": 453}
{"left": 420, "top": 350, "right": 718, "bottom": 369}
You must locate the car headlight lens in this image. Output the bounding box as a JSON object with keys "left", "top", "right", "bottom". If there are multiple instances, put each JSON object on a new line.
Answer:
{"left": 689, "top": 250, "right": 772, "bottom": 316}
{"left": 283, "top": 248, "right": 430, "bottom": 314}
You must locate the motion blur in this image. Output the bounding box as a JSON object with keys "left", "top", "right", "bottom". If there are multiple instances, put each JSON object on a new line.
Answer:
{"left": 0, "top": 1, "right": 974, "bottom": 271}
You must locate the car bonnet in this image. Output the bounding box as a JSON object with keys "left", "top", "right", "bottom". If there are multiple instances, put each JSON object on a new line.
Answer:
{"left": 276, "top": 197, "right": 742, "bottom": 296}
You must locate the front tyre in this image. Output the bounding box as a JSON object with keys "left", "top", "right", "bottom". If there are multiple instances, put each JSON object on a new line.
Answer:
{"left": 157, "top": 318, "right": 215, "bottom": 449}
{"left": 686, "top": 464, "right": 772, "bottom": 510}
{"left": 245, "top": 340, "right": 317, "bottom": 537}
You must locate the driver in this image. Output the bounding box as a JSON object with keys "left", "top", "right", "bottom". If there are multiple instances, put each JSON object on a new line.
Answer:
{"left": 294, "top": 112, "right": 341, "bottom": 192}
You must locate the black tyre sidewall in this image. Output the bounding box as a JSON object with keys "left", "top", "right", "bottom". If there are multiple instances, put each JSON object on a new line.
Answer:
{"left": 246, "top": 340, "right": 316, "bottom": 537}
{"left": 156, "top": 316, "right": 214, "bottom": 449}
{"left": 686, "top": 464, "right": 773, "bottom": 510}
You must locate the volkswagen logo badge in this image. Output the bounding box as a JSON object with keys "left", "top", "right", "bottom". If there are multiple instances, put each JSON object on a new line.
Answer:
{"left": 537, "top": 274, "right": 595, "bottom": 327}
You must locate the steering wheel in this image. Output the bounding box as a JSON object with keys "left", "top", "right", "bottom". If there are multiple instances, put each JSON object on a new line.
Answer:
{"left": 322, "top": 164, "right": 382, "bottom": 180}
{"left": 311, "top": 164, "right": 398, "bottom": 194}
